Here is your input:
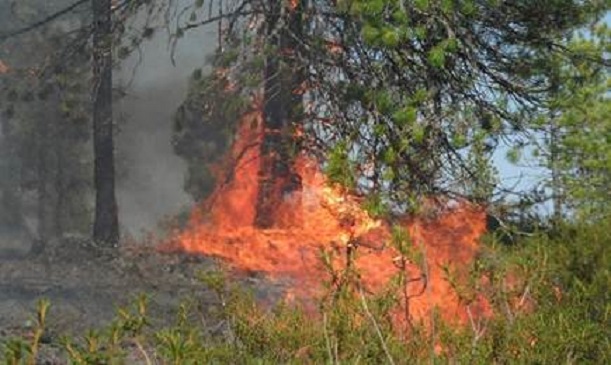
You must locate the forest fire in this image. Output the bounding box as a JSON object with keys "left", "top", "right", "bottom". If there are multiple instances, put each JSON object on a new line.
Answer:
{"left": 165, "top": 103, "right": 491, "bottom": 325}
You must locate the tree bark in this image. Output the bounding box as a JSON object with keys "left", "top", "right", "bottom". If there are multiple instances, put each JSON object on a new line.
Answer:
{"left": 254, "top": 0, "right": 305, "bottom": 228}
{"left": 92, "top": 0, "right": 119, "bottom": 245}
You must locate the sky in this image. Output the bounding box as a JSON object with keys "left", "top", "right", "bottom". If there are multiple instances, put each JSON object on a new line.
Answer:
{"left": 493, "top": 11, "right": 610, "bottom": 215}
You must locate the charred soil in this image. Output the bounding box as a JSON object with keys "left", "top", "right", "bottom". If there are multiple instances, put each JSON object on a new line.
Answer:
{"left": 0, "top": 235, "right": 283, "bottom": 356}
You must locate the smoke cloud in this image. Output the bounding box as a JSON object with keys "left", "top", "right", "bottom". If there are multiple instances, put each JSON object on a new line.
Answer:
{"left": 115, "top": 3, "right": 218, "bottom": 239}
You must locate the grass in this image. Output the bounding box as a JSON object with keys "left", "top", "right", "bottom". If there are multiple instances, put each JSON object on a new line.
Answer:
{"left": 2, "top": 218, "right": 609, "bottom": 364}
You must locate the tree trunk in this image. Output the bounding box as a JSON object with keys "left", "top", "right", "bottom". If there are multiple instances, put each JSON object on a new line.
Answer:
{"left": 92, "top": 0, "right": 119, "bottom": 245}
{"left": 254, "top": 0, "right": 305, "bottom": 228}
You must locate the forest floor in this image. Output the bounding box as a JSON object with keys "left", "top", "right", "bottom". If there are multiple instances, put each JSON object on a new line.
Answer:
{"left": 0, "top": 232, "right": 282, "bottom": 362}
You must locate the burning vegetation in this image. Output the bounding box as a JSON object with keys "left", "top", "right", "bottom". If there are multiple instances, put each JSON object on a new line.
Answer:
{"left": 165, "top": 101, "right": 491, "bottom": 327}
{"left": 2, "top": 0, "right": 608, "bottom": 362}
{"left": 163, "top": 0, "right": 497, "bottom": 328}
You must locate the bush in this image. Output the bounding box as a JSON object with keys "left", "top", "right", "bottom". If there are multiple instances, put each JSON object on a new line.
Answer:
{"left": 2, "top": 219, "right": 609, "bottom": 364}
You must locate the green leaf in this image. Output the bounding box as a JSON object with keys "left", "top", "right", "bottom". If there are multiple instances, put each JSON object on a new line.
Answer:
{"left": 461, "top": 0, "right": 476, "bottom": 16}
{"left": 428, "top": 44, "right": 446, "bottom": 68}
{"left": 363, "top": 194, "right": 388, "bottom": 218}
{"left": 412, "top": 88, "right": 429, "bottom": 104}
{"left": 452, "top": 134, "right": 467, "bottom": 148}
{"left": 444, "top": 37, "right": 459, "bottom": 53}
{"left": 441, "top": 0, "right": 454, "bottom": 14}
{"left": 506, "top": 147, "right": 521, "bottom": 164}
{"left": 365, "top": 0, "right": 385, "bottom": 14}
{"left": 412, "top": 125, "right": 425, "bottom": 143}
{"left": 384, "top": 147, "right": 397, "bottom": 164}
{"left": 362, "top": 24, "right": 381, "bottom": 45}
{"left": 414, "top": 26, "right": 427, "bottom": 40}
{"left": 373, "top": 123, "right": 386, "bottom": 137}
{"left": 392, "top": 9, "right": 409, "bottom": 24}
{"left": 373, "top": 90, "right": 393, "bottom": 113}
{"left": 392, "top": 106, "right": 417, "bottom": 127}
{"left": 325, "top": 141, "right": 356, "bottom": 188}
{"left": 381, "top": 28, "right": 400, "bottom": 48}
{"left": 414, "top": 0, "right": 429, "bottom": 11}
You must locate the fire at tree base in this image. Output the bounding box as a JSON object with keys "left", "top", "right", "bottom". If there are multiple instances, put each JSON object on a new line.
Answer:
{"left": 164, "top": 107, "right": 492, "bottom": 327}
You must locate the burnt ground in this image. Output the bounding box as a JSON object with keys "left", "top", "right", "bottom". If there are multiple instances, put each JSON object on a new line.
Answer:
{"left": 0, "top": 232, "right": 284, "bottom": 362}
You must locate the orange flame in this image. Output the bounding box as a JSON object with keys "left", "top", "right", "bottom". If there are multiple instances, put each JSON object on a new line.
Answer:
{"left": 288, "top": 0, "right": 299, "bottom": 11}
{"left": 166, "top": 103, "right": 491, "bottom": 325}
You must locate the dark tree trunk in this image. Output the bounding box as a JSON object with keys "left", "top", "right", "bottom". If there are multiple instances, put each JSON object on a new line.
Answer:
{"left": 92, "top": 0, "right": 119, "bottom": 244}
{"left": 254, "top": 0, "right": 305, "bottom": 228}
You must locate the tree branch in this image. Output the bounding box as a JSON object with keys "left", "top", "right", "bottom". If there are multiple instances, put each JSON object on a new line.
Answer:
{"left": 0, "top": 0, "right": 89, "bottom": 41}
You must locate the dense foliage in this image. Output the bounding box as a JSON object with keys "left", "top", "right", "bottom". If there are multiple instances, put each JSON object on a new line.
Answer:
{"left": 0, "top": 0, "right": 92, "bottom": 242}
{"left": 168, "top": 0, "right": 609, "bottom": 214}
{"left": 529, "top": 25, "right": 610, "bottom": 220}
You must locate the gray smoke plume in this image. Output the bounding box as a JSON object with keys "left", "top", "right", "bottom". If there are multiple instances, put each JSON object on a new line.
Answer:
{"left": 115, "top": 1, "right": 218, "bottom": 239}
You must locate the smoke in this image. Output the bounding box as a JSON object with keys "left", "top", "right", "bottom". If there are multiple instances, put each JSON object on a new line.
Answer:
{"left": 0, "top": 0, "right": 220, "bottom": 248}
{"left": 115, "top": 1, "right": 219, "bottom": 239}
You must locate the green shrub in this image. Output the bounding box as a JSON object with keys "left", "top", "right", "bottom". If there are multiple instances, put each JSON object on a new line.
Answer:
{"left": 2, "top": 219, "right": 608, "bottom": 364}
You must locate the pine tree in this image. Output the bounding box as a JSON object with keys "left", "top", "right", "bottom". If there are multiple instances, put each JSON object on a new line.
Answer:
{"left": 92, "top": 0, "right": 119, "bottom": 245}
